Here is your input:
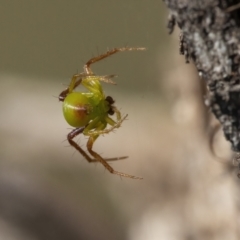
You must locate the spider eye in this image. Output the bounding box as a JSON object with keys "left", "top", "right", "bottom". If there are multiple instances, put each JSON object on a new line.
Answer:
{"left": 63, "top": 92, "right": 91, "bottom": 127}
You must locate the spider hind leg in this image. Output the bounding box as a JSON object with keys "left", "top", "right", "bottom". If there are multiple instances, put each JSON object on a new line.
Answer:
{"left": 67, "top": 127, "right": 128, "bottom": 163}
{"left": 87, "top": 135, "right": 143, "bottom": 179}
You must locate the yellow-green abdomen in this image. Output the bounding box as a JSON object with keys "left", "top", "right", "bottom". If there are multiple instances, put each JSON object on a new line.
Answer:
{"left": 63, "top": 92, "right": 92, "bottom": 127}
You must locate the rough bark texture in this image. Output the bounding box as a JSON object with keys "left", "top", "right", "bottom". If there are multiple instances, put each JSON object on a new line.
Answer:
{"left": 163, "top": 0, "right": 240, "bottom": 152}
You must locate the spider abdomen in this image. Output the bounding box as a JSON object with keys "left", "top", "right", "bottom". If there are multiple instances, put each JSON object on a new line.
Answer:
{"left": 63, "top": 92, "right": 92, "bottom": 127}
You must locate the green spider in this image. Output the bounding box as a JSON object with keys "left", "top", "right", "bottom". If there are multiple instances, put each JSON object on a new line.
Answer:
{"left": 58, "top": 47, "right": 145, "bottom": 179}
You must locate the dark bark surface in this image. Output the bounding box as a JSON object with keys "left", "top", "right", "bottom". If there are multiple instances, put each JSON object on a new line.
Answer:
{"left": 163, "top": 0, "right": 240, "bottom": 152}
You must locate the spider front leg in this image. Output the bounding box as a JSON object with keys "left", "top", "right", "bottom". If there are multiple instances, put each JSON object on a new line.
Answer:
{"left": 87, "top": 135, "right": 143, "bottom": 180}
{"left": 67, "top": 127, "right": 127, "bottom": 163}
{"left": 84, "top": 47, "right": 146, "bottom": 74}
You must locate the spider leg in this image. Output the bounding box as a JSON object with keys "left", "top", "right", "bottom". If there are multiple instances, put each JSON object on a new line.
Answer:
{"left": 83, "top": 74, "right": 117, "bottom": 85}
{"left": 87, "top": 133, "right": 142, "bottom": 180}
{"left": 84, "top": 47, "right": 146, "bottom": 74}
{"left": 59, "top": 72, "right": 97, "bottom": 101}
{"left": 84, "top": 115, "right": 128, "bottom": 136}
{"left": 111, "top": 106, "right": 121, "bottom": 121}
{"left": 67, "top": 127, "right": 97, "bottom": 163}
{"left": 67, "top": 127, "right": 127, "bottom": 162}
{"left": 59, "top": 74, "right": 84, "bottom": 101}
{"left": 98, "top": 75, "right": 117, "bottom": 85}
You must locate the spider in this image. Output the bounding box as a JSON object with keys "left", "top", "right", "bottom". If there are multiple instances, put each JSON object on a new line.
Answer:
{"left": 58, "top": 47, "right": 145, "bottom": 179}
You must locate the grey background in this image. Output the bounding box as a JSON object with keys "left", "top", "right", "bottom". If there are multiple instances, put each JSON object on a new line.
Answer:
{"left": 0, "top": 0, "right": 166, "bottom": 92}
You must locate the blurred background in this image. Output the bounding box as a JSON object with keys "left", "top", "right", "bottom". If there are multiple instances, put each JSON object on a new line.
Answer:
{"left": 0, "top": 1, "right": 239, "bottom": 240}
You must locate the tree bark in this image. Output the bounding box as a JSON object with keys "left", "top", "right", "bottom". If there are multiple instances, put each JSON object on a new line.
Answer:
{"left": 163, "top": 0, "right": 240, "bottom": 152}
